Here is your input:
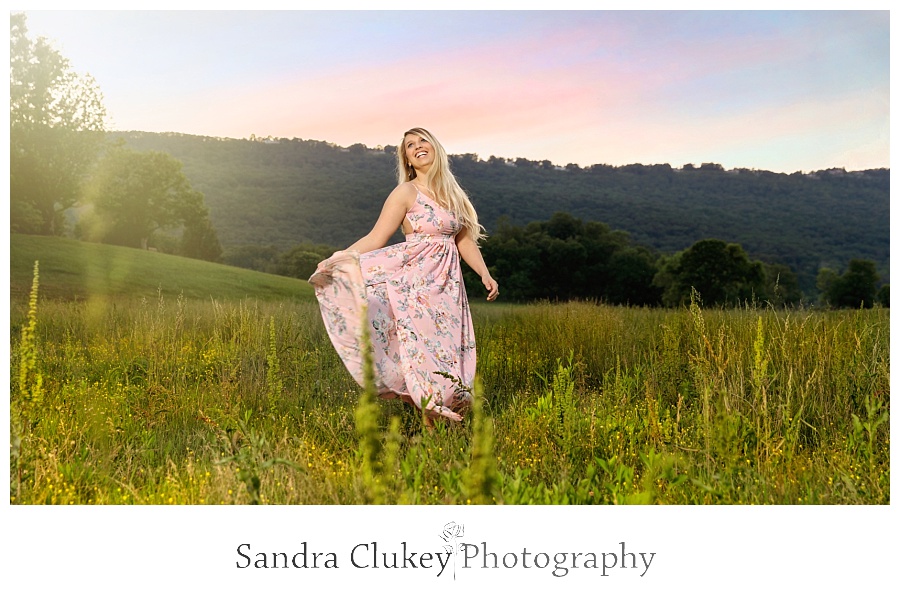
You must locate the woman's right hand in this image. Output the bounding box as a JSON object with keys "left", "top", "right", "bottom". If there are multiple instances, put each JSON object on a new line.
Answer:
{"left": 482, "top": 274, "right": 499, "bottom": 301}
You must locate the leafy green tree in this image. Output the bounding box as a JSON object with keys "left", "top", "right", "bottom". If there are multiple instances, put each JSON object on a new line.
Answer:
{"left": 10, "top": 13, "right": 107, "bottom": 235}
{"left": 656, "top": 239, "right": 766, "bottom": 306}
{"left": 762, "top": 262, "right": 803, "bottom": 307}
{"left": 467, "top": 217, "right": 542, "bottom": 301}
{"left": 822, "top": 259, "right": 880, "bottom": 308}
{"left": 876, "top": 284, "right": 889, "bottom": 308}
{"left": 607, "top": 246, "right": 662, "bottom": 305}
{"left": 473, "top": 212, "right": 660, "bottom": 305}
{"left": 816, "top": 268, "right": 838, "bottom": 305}
{"left": 180, "top": 215, "right": 223, "bottom": 262}
{"left": 652, "top": 252, "right": 683, "bottom": 307}
{"left": 83, "top": 146, "right": 211, "bottom": 251}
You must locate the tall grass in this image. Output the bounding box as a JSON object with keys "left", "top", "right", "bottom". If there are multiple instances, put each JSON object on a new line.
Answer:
{"left": 9, "top": 278, "right": 889, "bottom": 504}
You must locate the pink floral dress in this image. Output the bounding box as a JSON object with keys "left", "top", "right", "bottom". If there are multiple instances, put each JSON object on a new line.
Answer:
{"left": 308, "top": 190, "right": 475, "bottom": 421}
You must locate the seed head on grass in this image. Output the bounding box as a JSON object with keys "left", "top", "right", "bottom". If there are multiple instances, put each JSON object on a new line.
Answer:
{"left": 18, "top": 260, "right": 44, "bottom": 408}
{"left": 13, "top": 261, "right": 43, "bottom": 501}
{"left": 463, "top": 377, "right": 498, "bottom": 504}
{"left": 266, "top": 316, "right": 283, "bottom": 406}
{"left": 355, "top": 307, "right": 385, "bottom": 504}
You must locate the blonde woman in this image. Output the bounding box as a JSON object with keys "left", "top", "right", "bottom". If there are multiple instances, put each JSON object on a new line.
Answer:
{"left": 309, "top": 127, "right": 498, "bottom": 424}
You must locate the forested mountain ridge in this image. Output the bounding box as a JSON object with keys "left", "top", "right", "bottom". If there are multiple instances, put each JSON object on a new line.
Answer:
{"left": 115, "top": 131, "right": 889, "bottom": 293}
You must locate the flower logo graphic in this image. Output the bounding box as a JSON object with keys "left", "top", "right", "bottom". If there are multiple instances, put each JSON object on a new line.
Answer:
{"left": 439, "top": 521, "right": 465, "bottom": 580}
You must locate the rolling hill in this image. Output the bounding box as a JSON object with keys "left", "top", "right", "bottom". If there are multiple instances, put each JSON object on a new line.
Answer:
{"left": 10, "top": 234, "right": 315, "bottom": 304}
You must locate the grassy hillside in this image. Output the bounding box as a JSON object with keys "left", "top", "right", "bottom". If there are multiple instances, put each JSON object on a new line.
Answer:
{"left": 10, "top": 234, "right": 315, "bottom": 304}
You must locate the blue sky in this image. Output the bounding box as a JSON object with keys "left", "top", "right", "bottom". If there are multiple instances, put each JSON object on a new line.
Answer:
{"left": 17, "top": 9, "right": 891, "bottom": 172}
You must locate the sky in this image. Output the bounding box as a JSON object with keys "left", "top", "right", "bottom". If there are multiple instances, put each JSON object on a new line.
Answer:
{"left": 15, "top": 9, "right": 891, "bottom": 172}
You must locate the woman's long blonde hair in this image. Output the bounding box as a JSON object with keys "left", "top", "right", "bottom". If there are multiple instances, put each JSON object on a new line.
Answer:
{"left": 396, "top": 127, "right": 485, "bottom": 244}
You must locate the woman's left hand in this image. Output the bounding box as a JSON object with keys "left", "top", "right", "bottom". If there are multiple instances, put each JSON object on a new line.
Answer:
{"left": 482, "top": 275, "right": 499, "bottom": 301}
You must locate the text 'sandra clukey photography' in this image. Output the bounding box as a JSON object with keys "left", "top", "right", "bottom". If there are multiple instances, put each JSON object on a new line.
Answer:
{"left": 235, "top": 522, "right": 656, "bottom": 579}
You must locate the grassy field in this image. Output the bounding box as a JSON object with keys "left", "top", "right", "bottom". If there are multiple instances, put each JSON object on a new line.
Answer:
{"left": 9, "top": 237, "right": 890, "bottom": 505}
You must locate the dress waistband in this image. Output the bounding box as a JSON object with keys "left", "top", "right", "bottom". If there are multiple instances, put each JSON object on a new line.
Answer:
{"left": 405, "top": 233, "right": 455, "bottom": 243}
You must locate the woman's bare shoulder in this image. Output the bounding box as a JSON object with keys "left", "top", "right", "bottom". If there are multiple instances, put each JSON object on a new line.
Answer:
{"left": 395, "top": 180, "right": 418, "bottom": 195}
{"left": 386, "top": 181, "right": 417, "bottom": 207}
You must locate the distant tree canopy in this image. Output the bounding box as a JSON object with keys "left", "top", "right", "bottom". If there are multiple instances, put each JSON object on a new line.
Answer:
{"left": 654, "top": 239, "right": 765, "bottom": 307}
{"left": 216, "top": 209, "right": 887, "bottom": 309}
{"left": 221, "top": 245, "right": 283, "bottom": 272}
{"left": 229, "top": 210, "right": 876, "bottom": 308}
{"left": 80, "top": 145, "right": 220, "bottom": 260}
{"left": 817, "top": 259, "right": 882, "bottom": 309}
{"left": 271, "top": 243, "right": 336, "bottom": 280}
{"left": 876, "top": 284, "right": 889, "bottom": 308}
{"left": 463, "top": 212, "right": 661, "bottom": 305}
{"left": 114, "top": 132, "right": 889, "bottom": 297}
{"left": 10, "top": 13, "right": 107, "bottom": 235}
{"left": 221, "top": 242, "right": 334, "bottom": 280}
{"left": 760, "top": 262, "right": 803, "bottom": 308}
{"left": 180, "top": 212, "right": 223, "bottom": 262}
{"left": 652, "top": 239, "right": 804, "bottom": 307}
{"left": 468, "top": 217, "right": 807, "bottom": 307}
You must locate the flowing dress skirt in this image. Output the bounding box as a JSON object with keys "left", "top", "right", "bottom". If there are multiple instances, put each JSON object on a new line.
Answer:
{"left": 309, "top": 231, "right": 475, "bottom": 421}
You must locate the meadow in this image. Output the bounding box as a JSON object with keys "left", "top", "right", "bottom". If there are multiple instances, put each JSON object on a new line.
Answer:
{"left": 9, "top": 239, "right": 890, "bottom": 505}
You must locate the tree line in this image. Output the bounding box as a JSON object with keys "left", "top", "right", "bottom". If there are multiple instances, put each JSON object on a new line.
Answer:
{"left": 115, "top": 131, "right": 888, "bottom": 298}
{"left": 224, "top": 212, "right": 886, "bottom": 309}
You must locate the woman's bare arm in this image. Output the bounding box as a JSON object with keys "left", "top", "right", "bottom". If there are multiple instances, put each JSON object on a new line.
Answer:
{"left": 345, "top": 183, "right": 415, "bottom": 254}
{"left": 456, "top": 227, "right": 499, "bottom": 301}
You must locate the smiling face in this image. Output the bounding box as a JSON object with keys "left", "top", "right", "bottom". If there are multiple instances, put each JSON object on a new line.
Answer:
{"left": 404, "top": 133, "right": 435, "bottom": 173}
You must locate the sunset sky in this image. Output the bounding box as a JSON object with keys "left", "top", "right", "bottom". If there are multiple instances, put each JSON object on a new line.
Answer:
{"left": 18, "top": 9, "right": 890, "bottom": 173}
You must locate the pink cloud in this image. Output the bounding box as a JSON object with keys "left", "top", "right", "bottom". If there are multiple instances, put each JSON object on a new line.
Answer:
{"left": 147, "top": 16, "right": 886, "bottom": 173}
{"left": 172, "top": 26, "right": 648, "bottom": 147}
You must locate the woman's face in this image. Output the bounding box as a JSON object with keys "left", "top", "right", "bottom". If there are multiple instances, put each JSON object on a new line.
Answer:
{"left": 404, "top": 133, "right": 435, "bottom": 172}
